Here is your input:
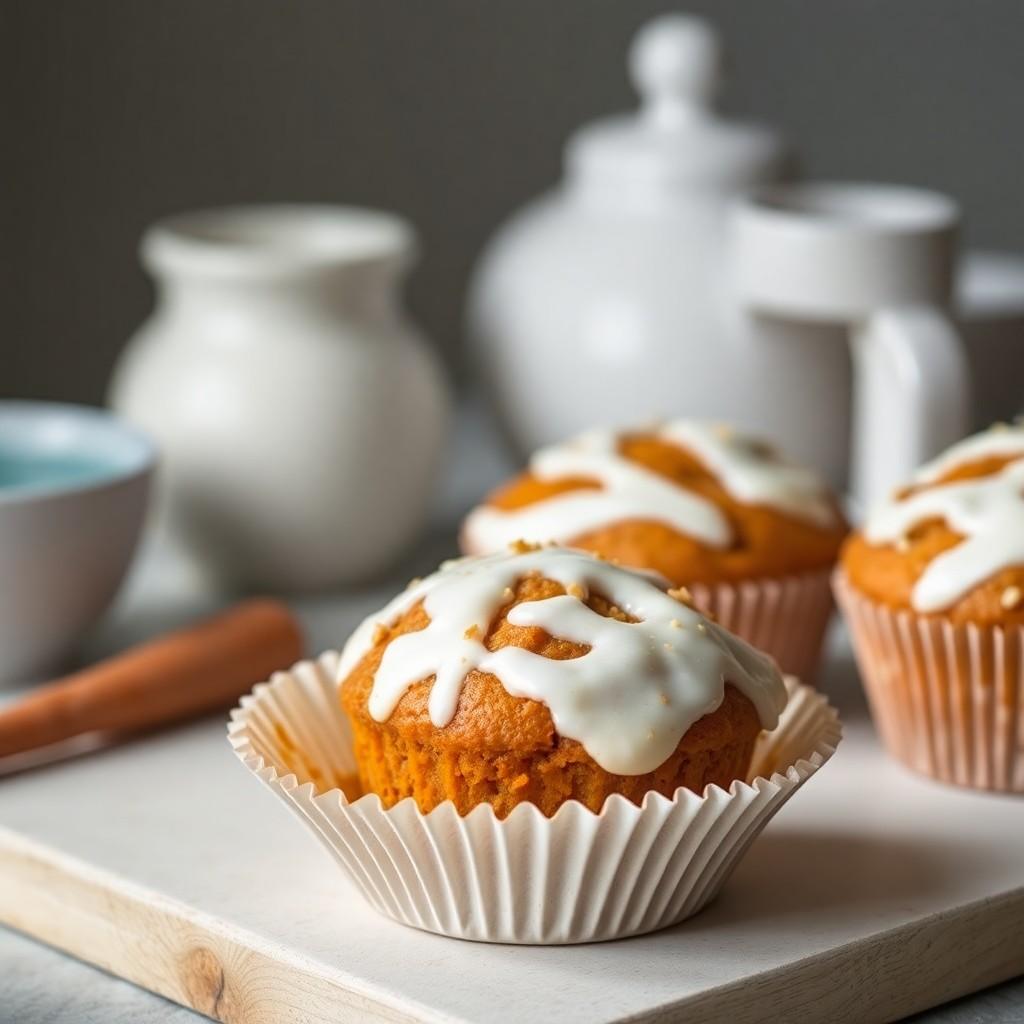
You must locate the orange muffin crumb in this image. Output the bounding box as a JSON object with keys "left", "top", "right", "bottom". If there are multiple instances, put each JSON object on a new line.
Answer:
{"left": 842, "top": 452, "right": 1024, "bottom": 626}
{"left": 340, "top": 572, "right": 762, "bottom": 818}
{"left": 469, "top": 433, "right": 845, "bottom": 586}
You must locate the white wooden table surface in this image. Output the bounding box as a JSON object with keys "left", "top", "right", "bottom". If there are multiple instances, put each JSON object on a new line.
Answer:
{"left": 2, "top": 402, "right": 1023, "bottom": 1023}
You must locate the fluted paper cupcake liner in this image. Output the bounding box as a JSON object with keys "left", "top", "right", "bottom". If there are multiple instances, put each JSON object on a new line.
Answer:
{"left": 689, "top": 569, "right": 834, "bottom": 681}
{"left": 834, "top": 572, "right": 1024, "bottom": 792}
{"left": 228, "top": 651, "right": 840, "bottom": 944}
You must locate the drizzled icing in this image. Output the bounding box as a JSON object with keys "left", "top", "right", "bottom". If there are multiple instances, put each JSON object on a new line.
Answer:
{"left": 865, "top": 426, "right": 1024, "bottom": 612}
{"left": 912, "top": 428, "right": 1024, "bottom": 485}
{"left": 462, "top": 422, "right": 836, "bottom": 553}
{"left": 337, "top": 547, "right": 787, "bottom": 776}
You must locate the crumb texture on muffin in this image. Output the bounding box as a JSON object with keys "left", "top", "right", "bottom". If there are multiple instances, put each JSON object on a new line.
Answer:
{"left": 461, "top": 422, "right": 845, "bottom": 585}
{"left": 843, "top": 425, "right": 1024, "bottom": 623}
{"left": 339, "top": 547, "right": 786, "bottom": 817}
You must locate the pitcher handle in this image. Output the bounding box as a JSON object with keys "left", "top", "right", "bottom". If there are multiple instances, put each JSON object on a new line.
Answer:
{"left": 849, "top": 305, "right": 970, "bottom": 512}
{"left": 733, "top": 182, "right": 968, "bottom": 513}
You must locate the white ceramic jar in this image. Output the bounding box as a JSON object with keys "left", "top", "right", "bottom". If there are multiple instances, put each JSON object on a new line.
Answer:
{"left": 468, "top": 15, "right": 856, "bottom": 488}
{"left": 466, "top": 14, "right": 1003, "bottom": 505}
{"left": 110, "top": 205, "right": 449, "bottom": 591}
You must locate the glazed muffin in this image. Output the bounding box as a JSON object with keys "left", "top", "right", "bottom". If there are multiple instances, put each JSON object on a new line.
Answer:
{"left": 461, "top": 422, "right": 847, "bottom": 677}
{"left": 338, "top": 545, "right": 787, "bottom": 817}
{"left": 835, "top": 424, "right": 1024, "bottom": 790}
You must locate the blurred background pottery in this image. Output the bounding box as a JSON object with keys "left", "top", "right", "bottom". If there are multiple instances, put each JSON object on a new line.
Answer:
{"left": 467, "top": 14, "right": 843, "bottom": 480}
{"left": 0, "top": 402, "right": 155, "bottom": 685}
{"left": 109, "top": 205, "right": 449, "bottom": 592}
{"left": 467, "top": 13, "right": 1024, "bottom": 506}
{"left": 733, "top": 181, "right": 968, "bottom": 510}
{"left": 957, "top": 251, "right": 1024, "bottom": 435}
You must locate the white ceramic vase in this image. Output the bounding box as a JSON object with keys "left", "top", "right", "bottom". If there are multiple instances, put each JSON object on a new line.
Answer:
{"left": 468, "top": 15, "right": 849, "bottom": 479}
{"left": 466, "top": 14, "right": 1021, "bottom": 509}
{"left": 110, "top": 205, "right": 449, "bottom": 592}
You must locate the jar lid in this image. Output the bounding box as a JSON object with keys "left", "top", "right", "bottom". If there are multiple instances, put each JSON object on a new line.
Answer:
{"left": 567, "top": 14, "right": 789, "bottom": 192}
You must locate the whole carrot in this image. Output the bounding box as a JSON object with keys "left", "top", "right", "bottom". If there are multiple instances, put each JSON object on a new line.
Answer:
{"left": 0, "top": 599, "right": 303, "bottom": 759}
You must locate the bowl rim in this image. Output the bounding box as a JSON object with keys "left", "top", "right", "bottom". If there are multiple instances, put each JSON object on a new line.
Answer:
{"left": 0, "top": 400, "right": 157, "bottom": 506}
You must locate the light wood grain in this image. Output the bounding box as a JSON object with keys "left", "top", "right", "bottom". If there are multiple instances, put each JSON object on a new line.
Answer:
{"left": 667, "top": 890, "right": 1024, "bottom": 1024}
{"left": 3, "top": 821, "right": 1024, "bottom": 1024}
{"left": 0, "top": 830, "right": 421, "bottom": 1024}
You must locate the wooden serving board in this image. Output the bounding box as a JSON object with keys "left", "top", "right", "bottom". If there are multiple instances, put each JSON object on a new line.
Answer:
{"left": 2, "top": 633, "right": 1024, "bottom": 1024}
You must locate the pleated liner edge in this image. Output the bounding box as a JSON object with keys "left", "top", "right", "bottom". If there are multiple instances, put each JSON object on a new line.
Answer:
{"left": 834, "top": 571, "right": 1024, "bottom": 793}
{"left": 228, "top": 651, "right": 841, "bottom": 943}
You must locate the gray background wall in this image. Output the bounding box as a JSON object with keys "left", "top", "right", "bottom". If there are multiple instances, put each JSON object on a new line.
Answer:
{"left": 4, "top": 0, "right": 1024, "bottom": 403}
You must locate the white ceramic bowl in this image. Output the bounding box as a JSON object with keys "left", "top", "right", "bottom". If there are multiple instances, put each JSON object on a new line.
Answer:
{"left": 0, "top": 402, "right": 156, "bottom": 685}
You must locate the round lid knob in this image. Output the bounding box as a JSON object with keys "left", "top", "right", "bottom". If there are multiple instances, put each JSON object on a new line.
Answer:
{"left": 629, "top": 14, "right": 722, "bottom": 126}
{"left": 566, "top": 14, "right": 789, "bottom": 193}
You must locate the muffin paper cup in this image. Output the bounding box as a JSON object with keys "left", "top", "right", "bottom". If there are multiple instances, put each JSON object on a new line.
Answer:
{"left": 228, "top": 651, "right": 840, "bottom": 944}
{"left": 689, "top": 569, "right": 834, "bottom": 681}
{"left": 834, "top": 572, "right": 1024, "bottom": 792}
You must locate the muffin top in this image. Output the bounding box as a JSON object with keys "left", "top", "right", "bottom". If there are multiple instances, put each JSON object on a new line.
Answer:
{"left": 842, "top": 424, "right": 1024, "bottom": 623}
{"left": 338, "top": 545, "right": 787, "bottom": 776}
{"left": 460, "top": 422, "right": 845, "bottom": 584}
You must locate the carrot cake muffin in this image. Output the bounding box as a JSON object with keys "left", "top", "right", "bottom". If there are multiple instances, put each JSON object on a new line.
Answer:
{"left": 461, "top": 422, "right": 847, "bottom": 677}
{"left": 338, "top": 545, "right": 788, "bottom": 817}
{"left": 835, "top": 424, "right": 1024, "bottom": 790}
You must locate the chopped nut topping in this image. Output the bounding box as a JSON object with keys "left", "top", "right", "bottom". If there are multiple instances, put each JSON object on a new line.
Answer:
{"left": 1002, "top": 585, "right": 1023, "bottom": 610}
{"left": 502, "top": 586, "right": 515, "bottom": 601}
{"left": 669, "top": 618, "right": 683, "bottom": 630}
{"left": 695, "top": 622, "right": 707, "bottom": 633}
{"left": 668, "top": 586, "right": 693, "bottom": 604}
{"left": 405, "top": 576, "right": 422, "bottom": 590}
{"left": 372, "top": 623, "right": 389, "bottom": 645}
{"left": 566, "top": 582, "right": 587, "bottom": 600}
{"left": 745, "top": 439, "right": 777, "bottom": 461}
{"left": 464, "top": 624, "right": 480, "bottom": 641}
{"left": 509, "top": 539, "right": 541, "bottom": 554}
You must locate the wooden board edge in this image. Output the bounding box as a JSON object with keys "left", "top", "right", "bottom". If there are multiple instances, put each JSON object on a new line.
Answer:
{"left": 4, "top": 823, "right": 1023, "bottom": 1024}
{"left": 647, "top": 887, "right": 1024, "bottom": 1024}
{"left": 0, "top": 828, "right": 436, "bottom": 1024}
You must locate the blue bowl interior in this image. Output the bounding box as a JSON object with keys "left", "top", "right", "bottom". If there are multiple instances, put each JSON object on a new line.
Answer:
{"left": 0, "top": 402, "right": 155, "bottom": 501}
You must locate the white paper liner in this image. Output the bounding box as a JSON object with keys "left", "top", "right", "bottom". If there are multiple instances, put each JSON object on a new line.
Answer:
{"left": 689, "top": 569, "right": 834, "bottom": 681}
{"left": 228, "top": 652, "right": 841, "bottom": 944}
{"left": 835, "top": 572, "right": 1024, "bottom": 792}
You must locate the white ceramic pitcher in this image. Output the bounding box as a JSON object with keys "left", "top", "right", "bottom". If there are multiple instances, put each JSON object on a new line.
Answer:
{"left": 734, "top": 182, "right": 968, "bottom": 509}
{"left": 467, "top": 13, "right": 999, "bottom": 508}
{"left": 110, "top": 205, "right": 449, "bottom": 591}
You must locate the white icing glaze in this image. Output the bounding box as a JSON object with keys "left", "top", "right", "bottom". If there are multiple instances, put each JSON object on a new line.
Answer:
{"left": 864, "top": 425, "right": 1024, "bottom": 612}
{"left": 462, "top": 421, "right": 836, "bottom": 553}
{"left": 337, "top": 547, "right": 787, "bottom": 776}
{"left": 912, "top": 425, "right": 1024, "bottom": 485}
